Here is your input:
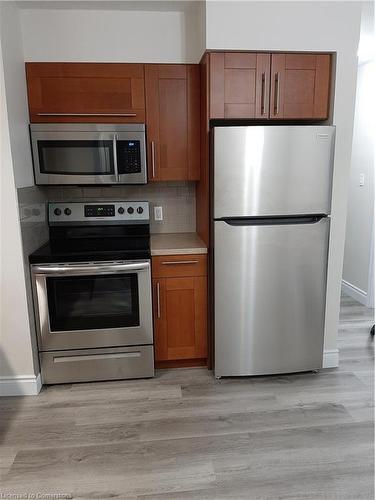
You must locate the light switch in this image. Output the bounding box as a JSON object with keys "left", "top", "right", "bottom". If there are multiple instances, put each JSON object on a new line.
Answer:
{"left": 154, "top": 206, "right": 163, "bottom": 221}
{"left": 359, "top": 173, "right": 365, "bottom": 186}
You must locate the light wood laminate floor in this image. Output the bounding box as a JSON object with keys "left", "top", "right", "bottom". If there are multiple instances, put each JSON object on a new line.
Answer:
{"left": 1, "top": 294, "right": 374, "bottom": 499}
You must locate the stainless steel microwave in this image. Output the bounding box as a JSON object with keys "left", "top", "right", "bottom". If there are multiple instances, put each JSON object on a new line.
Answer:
{"left": 30, "top": 123, "right": 147, "bottom": 185}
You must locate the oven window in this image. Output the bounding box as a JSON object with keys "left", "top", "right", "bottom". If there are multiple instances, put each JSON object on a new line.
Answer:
{"left": 46, "top": 274, "right": 139, "bottom": 331}
{"left": 37, "top": 140, "right": 115, "bottom": 175}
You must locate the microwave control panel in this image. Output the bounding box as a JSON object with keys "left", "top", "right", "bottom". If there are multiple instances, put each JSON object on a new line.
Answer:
{"left": 117, "top": 140, "right": 142, "bottom": 174}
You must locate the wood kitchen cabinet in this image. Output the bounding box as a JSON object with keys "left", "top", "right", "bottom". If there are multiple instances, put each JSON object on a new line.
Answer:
{"left": 152, "top": 255, "right": 207, "bottom": 367}
{"left": 269, "top": 53, "right": 331, "bottom": 119}
{"left": 206, "top": 51, "right": 331, "bottom": 120}
{"left": 26, "top": 63, "right": 145, "bottom": 123}
{"left": 209, "top": 52, "right": 271, "bottom": 119}
{"left": 145, "top": 64, "right": 200, "bottom": 181}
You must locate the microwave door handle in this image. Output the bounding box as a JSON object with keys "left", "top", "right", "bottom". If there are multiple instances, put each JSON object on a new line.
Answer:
{"left": 113, "top": 133, "right": 119, "bottom": 182}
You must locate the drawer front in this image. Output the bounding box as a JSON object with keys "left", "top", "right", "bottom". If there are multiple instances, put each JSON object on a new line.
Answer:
{"left": 40, "top": 346, "right": 154, "bottom": 384}
{"left": 152, "top": 254, "right": 207, "bottom": 278}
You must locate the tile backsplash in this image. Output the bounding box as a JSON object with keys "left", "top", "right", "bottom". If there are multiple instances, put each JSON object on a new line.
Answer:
{"left": 17, "top": 185, "right": 49, "bottom": 374}
{"left": 44, "top": 182, "right": 196, "bottom": 234}
{"left": 17, "top": 181, "right": 197, "bottom": 255}
{"left": 17, "top": 185, "right": 49, "bottom": 256}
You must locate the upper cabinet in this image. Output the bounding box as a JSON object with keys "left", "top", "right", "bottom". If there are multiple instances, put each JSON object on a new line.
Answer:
{"left": 209, "top": 52, "right": 271, "bottom": 119}
{"left": 26, "top": 63, "right": 145, "bottom": 123}
{"left": 207, "top": 51, "right": 331, "bottom": 121}
{"left": 269, "top": 54, "right": 331, "bottom": 120}
{"left": 145, "top": 64, "right": 200, "bottom": 181}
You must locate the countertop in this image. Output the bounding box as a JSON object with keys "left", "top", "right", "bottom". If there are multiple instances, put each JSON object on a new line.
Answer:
{"left": 150, "top": 233, "right": 207, "bottom": 256}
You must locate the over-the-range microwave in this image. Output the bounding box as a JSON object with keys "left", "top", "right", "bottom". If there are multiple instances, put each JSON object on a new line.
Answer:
{"left": 30, "top": 123, "right": 147, "bottom": 185}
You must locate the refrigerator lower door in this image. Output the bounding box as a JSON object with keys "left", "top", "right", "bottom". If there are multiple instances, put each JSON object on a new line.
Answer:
{"left": 214, "top": 217, "right": 330, "bottom": 377}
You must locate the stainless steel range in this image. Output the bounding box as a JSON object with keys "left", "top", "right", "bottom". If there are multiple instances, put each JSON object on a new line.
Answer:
{"left": 30, "top": 201, "right": 154, "bottom": 384}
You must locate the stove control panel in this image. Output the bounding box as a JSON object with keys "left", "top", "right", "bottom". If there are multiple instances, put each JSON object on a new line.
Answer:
{"left": 49, "top": 201, "right": 149, "bottom": 224}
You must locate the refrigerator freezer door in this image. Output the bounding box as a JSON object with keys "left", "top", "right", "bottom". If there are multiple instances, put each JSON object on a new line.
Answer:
{"left": 214, "top": 217, "right": 330, "bottom": 376}
{"left": 213, "top": 126, "right": 335, "bottom": 218}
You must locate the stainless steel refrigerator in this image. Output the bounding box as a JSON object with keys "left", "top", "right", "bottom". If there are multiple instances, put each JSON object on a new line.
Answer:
{"left": 213, "top": 125, "right": 335, "bottom": 377}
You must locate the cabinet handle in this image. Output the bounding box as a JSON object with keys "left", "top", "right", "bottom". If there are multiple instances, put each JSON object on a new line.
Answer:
{"left": 151, "top": 141, "right": 156, "bottom": 178}
{"left": 37, "top": 112, "right": 137, "bottom": 117}
{"left": 156, "top": 282, "right": 161, "bottom": 319}
{"left": 274, "top": 73, "right": 280, "bottom": 116}
{"left": 161, "top": 260, "right": 199, "bottom": 265}
{"left": 261, "top": 72, "right": 266, "bottom": 116}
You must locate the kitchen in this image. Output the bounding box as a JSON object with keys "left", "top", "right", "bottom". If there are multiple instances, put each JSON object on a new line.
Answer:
{"left": 26, "top": 49, "right": 333, "bottom": 382}
{"left": 1, "top": 1, "right": 373, "bottom": 498}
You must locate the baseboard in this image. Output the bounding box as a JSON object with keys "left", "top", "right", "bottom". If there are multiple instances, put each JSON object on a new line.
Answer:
{"left": 323, "top": 349, "right": 339, "bottom": 368}
{"left": 342, "top": 279, "right": 368, "bottom": 306}
{"left": 0, "top": 373, "right": 42, "bottom": 396}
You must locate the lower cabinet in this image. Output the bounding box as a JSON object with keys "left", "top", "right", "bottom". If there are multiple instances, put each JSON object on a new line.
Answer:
{"left": 152, "top": 255, "right": 207, "bottom": 367}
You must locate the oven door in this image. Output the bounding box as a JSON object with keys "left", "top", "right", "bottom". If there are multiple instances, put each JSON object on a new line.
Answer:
{"left": 31, "top": 260, "right": 153, "bottom": 351}
{"left": 31, "top": 131, "right": 118, "bottom": 185}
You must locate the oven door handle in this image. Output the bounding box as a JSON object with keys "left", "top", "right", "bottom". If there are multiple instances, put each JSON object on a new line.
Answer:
{"left": 32, "top": 261, "right": 150, "bottom": 275}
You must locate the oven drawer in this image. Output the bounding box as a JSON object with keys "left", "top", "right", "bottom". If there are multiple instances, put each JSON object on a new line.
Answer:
{"left": 40, "top": 345, "right": 154, "bottom": 384}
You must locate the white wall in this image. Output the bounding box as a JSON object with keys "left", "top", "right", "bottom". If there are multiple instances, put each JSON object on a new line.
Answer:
{"left": 206, "top": 1, "right": 362, "bottom": 359}
{"left": 20, "top": 1, "right": 205, "bottom": 63}
{"left": 343, "top": 61, "right": 374, "bottom": 301}
{"left": 343, "top": 2, "right": 374, "bottom": 306}
{"left": 0, "top": 28, "right": 40, "bottom": 395}
{"left": 0, "top": 2, "right": 34, "bottom": 188}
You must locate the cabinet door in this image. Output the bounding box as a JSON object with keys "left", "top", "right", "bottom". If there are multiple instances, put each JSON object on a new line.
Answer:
{"left": 26, "top": 63, "right": 145, "bottom": 123}
{"left": 269, "top": 54, "right": 331, "bottom": 119}
{"left": 210, "top": 52, "right": 271, "bottom": 119}
{"left": 153, "top": 277, "right": 207, "bottom": 362}
{"left": 145, "top": 64, "right": 200, "bottom": 181}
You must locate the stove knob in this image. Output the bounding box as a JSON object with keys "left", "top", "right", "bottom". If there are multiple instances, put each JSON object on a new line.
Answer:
{"left": 118, "top": 207, "right": 125, "bottom": 214}
{"left": 54, "top": 208, "right": 61, "bottom": 216}
{"left": 64, "top": 208, "right": 72, "bottom": 216}
{"left": 127, "top": 207, "right": 134, "bottom": 214}
{"left": 137, "top": 206, "right": 144, "bottom": 214}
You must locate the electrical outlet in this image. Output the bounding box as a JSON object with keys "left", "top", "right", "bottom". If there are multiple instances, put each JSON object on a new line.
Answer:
{"left": 154, "top": 206, "right": 163, "bottom": 221}
{"left": 359, "top": 173, "right": 365, "bottom": 186}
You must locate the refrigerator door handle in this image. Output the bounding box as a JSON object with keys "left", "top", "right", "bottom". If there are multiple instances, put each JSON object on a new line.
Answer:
{"left": 217, "top": 215, "right": 326, "bottom": 226}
